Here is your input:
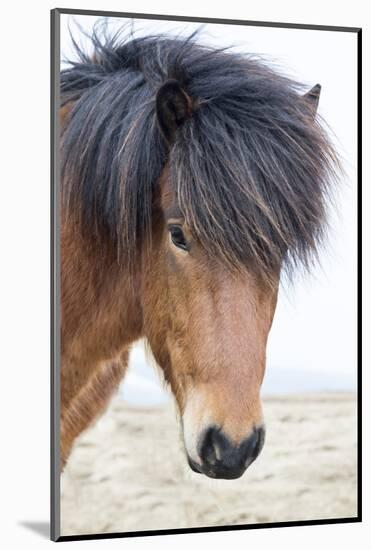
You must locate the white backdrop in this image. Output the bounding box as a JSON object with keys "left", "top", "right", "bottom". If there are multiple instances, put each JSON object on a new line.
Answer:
{"left": 61, "top": 14, "right": 357, "bottom": 401}
{"left": 1, "top": 1, "right": 367, "bottom": 549}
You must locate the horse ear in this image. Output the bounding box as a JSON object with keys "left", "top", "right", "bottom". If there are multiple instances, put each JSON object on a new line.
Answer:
{"left": 303, "top": 83, "right": 321, "bottom": 117}
{"left": 156, "top": 80, "right": 192, "bottom": 143}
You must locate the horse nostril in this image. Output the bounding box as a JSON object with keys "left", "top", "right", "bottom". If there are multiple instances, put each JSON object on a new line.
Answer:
{"left": 199, "top": 426, "right": 220, "bottom": 466}
{"left": 246, "top": 426, "right": 265, "bottom": 465}
{"left": 197, "top": 425, "right": 265, "bottom": 479}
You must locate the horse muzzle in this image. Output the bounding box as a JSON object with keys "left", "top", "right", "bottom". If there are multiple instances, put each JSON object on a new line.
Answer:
{"left": 187, "top": 425, "right": 265, "bottom": 479}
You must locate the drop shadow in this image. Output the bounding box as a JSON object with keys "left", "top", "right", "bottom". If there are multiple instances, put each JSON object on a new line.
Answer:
{"left": 19, "top": 521, "right": 50, "bottom": 539}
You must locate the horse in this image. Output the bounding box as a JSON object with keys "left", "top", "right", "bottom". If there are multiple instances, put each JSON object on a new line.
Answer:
{"left": 59, "top": 25, "right": 338, "bottom": 479}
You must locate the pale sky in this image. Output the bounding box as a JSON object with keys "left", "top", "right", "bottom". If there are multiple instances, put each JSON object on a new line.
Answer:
{"left": 60, "top": 15, "right": 357, "bottom": 399}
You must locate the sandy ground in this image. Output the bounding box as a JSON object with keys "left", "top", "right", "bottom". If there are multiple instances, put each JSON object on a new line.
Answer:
{"left": 61, "top": 393, "right": 357, "bottom": 536}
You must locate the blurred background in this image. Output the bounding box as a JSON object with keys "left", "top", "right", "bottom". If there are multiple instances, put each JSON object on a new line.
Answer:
{"left": 59, "top": 14, "right": 358, "bottom": 536}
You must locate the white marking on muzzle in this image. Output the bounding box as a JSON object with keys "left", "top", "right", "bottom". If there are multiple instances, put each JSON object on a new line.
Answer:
{"left": 182, "top": 389, "right": 213, "bottom": 464}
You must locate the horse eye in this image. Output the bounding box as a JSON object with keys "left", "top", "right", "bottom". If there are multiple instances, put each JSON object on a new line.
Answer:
{"left": 168, "top": 225, "right": 189, "bottom": 251}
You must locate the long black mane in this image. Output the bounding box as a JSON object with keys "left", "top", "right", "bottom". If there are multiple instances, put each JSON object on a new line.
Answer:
{"left": 61, "top": 23, "right": 339, "bottom": 281}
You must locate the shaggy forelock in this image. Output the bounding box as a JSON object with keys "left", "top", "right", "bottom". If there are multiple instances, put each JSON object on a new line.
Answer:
{"left": 61, "top": 22, "right": 339, "bottom": 282}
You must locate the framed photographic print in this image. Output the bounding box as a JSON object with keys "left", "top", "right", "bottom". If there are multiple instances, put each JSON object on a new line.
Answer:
{"left": 51, "top": 8, "right": 361, "bottom": 542}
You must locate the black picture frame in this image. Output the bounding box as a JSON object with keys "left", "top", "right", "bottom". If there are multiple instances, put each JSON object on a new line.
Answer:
{"left": 51, "top": 7, "right": 362, "bottom": 542}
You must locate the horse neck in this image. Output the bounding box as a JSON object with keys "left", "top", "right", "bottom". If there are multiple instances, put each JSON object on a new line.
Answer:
{"left": 61, "top": 220, "right": 143, "bottom": 367}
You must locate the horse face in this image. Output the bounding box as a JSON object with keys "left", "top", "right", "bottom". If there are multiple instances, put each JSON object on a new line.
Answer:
{"left": 142, "top": 177, "right": 279, "bottom": 480}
